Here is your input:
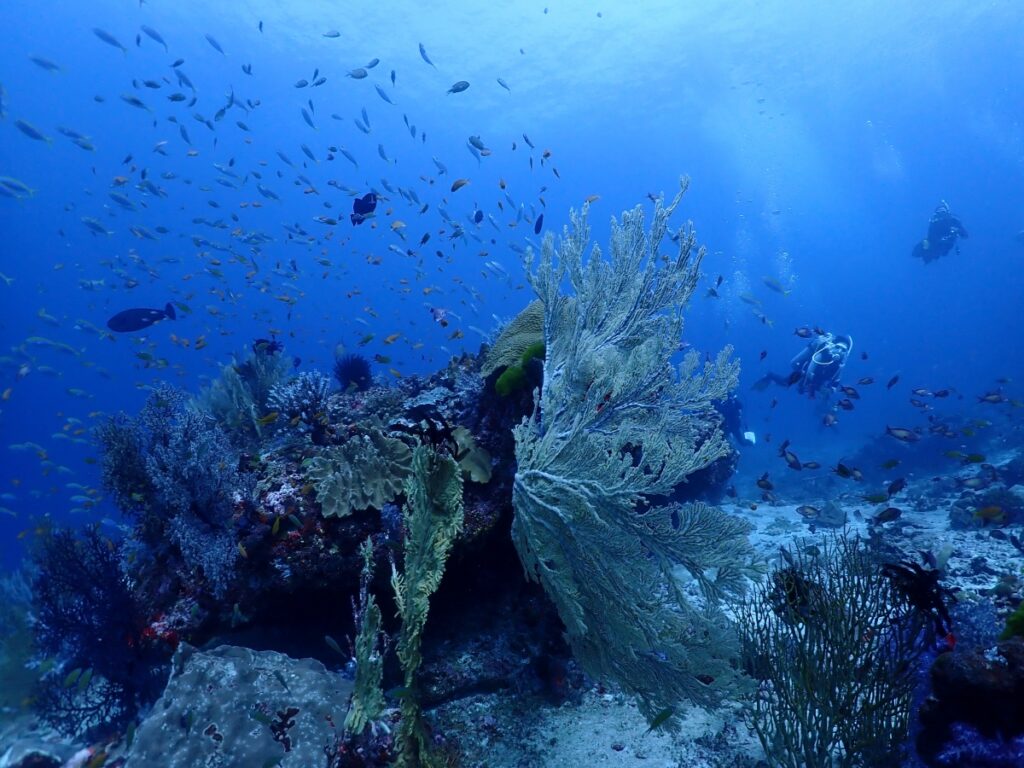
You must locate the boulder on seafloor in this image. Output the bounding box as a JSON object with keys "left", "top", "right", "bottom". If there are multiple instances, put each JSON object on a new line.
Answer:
{"left": 916, "top": 637, "right": 1024, "bottom": 766}
{"left": 949, "top": 484, "right": 1024, "bottom": 529}
{"left": 125, "top": 644, "right": 352, "bottom": 768}
{"left": 0, "top": 740, "right": 75, "bottom": 768}
{"left": 0, "top": 715, "right": 79, "bottom": 768}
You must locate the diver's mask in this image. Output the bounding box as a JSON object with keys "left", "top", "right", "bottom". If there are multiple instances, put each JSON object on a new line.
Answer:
{"left": 812, "top": 334, "right": 852, "bottom": 367}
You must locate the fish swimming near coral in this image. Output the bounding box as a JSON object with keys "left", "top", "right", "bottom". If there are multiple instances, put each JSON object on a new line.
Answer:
{"left": 106, "top": 302, "right": 176, "bottom": 333}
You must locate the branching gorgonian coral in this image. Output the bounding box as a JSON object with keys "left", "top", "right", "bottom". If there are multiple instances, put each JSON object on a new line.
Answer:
{"left": 511, "top": 178, "right": 757, "bottom": 723}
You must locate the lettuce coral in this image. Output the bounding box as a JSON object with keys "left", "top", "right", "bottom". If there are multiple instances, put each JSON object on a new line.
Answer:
{"left": 305, "top": 430, "right": 413, "bottom": 518}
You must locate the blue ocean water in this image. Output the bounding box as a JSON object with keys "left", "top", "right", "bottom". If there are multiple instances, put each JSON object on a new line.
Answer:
{"left": 0, "top": 0, "right": 1022, "bottom": 571}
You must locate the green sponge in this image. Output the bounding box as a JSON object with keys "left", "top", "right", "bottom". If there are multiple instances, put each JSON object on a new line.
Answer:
{"left": 521, "top": 341, "right": 545, "bottom": 366}
{"left": 1000, "top": 601, "right": 1024, "bottom": 640}
{"left": 494, "top": 365, "right": 527, "bottom": 397}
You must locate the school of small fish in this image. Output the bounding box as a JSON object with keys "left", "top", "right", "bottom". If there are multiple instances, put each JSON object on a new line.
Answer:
{"left": 0, "top": 16, "right": 578, "bottom": 521}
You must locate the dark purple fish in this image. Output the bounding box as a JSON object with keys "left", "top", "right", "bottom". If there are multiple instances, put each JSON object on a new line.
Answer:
{"left": 350, "top": 192, "right": 378, "bottom": 225}
{"left": 534, "top": 213, "right": 544, "bottom": 235}
{"left": 107, "top": 302, "right": 176, "bottom": 333}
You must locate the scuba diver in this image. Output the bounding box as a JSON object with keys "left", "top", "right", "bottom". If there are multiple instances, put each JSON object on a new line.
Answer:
{"left": 912, "top": 201, "right": 968, "bottom": 263}
{"left": 716, "top": 394, "right": 756, "bottom": 446}
{"left": 753, "top": 331, "right": 853, "bottom": 398}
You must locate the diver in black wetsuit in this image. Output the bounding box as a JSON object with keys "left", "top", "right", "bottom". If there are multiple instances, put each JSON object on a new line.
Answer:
{"left": 753, "top": 332, "right": 853, "bottom": 399}
{"left": 912, "top": 201, "right": 968, "bottom": 263}
{"left": 716, "top": 394, "right": 753, "bottom": 446}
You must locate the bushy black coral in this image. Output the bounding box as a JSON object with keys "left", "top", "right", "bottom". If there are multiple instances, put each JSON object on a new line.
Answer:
{"left": 97, "top": 384, "right": 241, "bottom": 595}
{"left": 30, "top": 526, "right": 167, "bottom": 739}
{"left": 740, "top": 534, "right": 929, "bottom": 767}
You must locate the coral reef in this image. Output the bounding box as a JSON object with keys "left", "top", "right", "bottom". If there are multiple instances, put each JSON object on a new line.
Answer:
{"left": 9, "top": 187, "right": 864, "bottom": 766}
{"left": 511, "top": 178, "right": 756, "bottom": 722}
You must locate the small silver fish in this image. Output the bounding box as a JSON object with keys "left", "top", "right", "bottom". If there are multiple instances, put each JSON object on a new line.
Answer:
{"left": 93, "top": 28, "right": 127, "bottom": 54}
{"left": 418, "top": 42, "right": 435, "bottom": 67}
{"left": 205, "top": 34, "right": 225, "bottom": 54}
{"left": 140, "top": 25, "right": 168, "bottom": 51}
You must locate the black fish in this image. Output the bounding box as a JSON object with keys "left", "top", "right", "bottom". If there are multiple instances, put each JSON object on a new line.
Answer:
{"left": 473, "top": 209, "right": 483, "bottom": 224}
{"left": 350, "top": 192, "right": 378, "bottom": 225}
{"left": 107, "top": 302, "right": 176, "bottom": 333}
{"left": 252, "top": 337, "right": 283, "bottom": 355}
{"left": 534, "top": 213, "right": 544, "bottom": 234}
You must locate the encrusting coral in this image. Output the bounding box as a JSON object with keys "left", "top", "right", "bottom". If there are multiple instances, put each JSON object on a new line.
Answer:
{"left": 480, "top": 299, "right": 545, "bottom": 378}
